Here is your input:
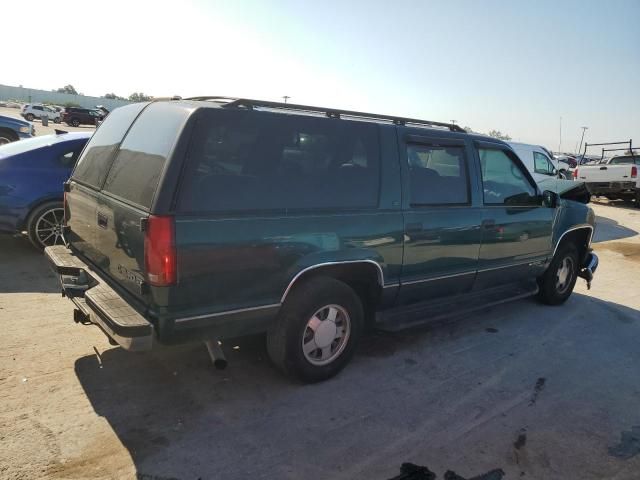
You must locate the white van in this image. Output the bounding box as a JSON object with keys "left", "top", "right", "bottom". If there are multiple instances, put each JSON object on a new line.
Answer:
{"left": 508, "top": 142, "right": 568, "bottom": 182}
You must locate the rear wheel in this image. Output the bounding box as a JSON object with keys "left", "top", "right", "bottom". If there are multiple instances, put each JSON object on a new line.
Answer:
{"left": 267, "top": 276, "right": 363, "bottom": 383}
{"left": 636, "top": 190, "right": 640, "bottom": 209}
{"left": 26, "top": 113, "right": 35, "bottom": 121}
{"left": 26, "top": 201, "right": 65, "bottom": 249}
{"left": 71, "top": 118, "right": 80, "bottom": 127}
{"left": 53, "top": 117, "right": 61, "bottom": 124}
{"left": 538, "top": 242, "right": 579, "bottom": 305}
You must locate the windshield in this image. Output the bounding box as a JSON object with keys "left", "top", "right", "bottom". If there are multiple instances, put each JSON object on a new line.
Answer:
{"left": 0, "top": 135, "right": 65, "bottom": 156}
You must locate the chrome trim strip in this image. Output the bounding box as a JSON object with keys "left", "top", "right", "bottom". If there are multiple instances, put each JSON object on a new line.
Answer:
{"left": 552, "top": 225, "right": 594, "bottom": 258}
{"left": 281, "top": 260, "right": 385, "bottom": 303}
{"left": 401, "top": 270, "right": 476, "bottom": 285}
{"left": 476, "top": 259, "right": 542, "bottom": 273}
{"left": 382, "top": 283, "right": 400, "bottom": 289}
{"left": 174, "top": 303, "right": 281, "bottom": 324}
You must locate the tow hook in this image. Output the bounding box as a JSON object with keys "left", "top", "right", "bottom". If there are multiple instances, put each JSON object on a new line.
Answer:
{"left": 578, "top": 252, "right": 599, "bottom": 290}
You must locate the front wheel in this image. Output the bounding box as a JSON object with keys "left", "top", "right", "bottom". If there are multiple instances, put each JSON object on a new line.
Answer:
{"left": 71, "top": 118, "right": 80, "bottom": 127}
{"left": 537, "top": 243, "right": 579, "bottom": 305}
{"left": 267, "top": 276, "right": 363, "bottom": 383}
{"left": 26, "top": 113, "right": 35, "bottom": 121}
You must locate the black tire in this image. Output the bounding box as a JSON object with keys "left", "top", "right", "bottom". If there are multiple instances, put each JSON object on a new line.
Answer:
{"left": 71, "top": 118, "right": 80, "bottom": 127}
{"left": 537, "top": 242, "right": 579, "bottom": 305}
{"left": 635, "top": 190, "right": 640, "bottom": 209}
{"left": 26, "top": 201, "right": 65, "bottom": 249}
{"left": 53, "top": 117, "right": 61, "bottom": 124}
{"left": 267, "top": 276, "right": 364, "bottom": 383}
{"left": 26, "top": 113, "right": 35, "bottom": 121}
{"left": 0, "top": 128, "right": 18, "bottom": 145}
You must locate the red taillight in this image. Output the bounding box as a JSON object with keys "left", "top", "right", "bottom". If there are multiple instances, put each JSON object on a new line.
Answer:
{"left": 632, "top": 166, "right": 637, "bottom": 179}
{"left": 573, "top": 168, "right": 578, "bottom": 179}
{"left": 144, "top": 215, "right": 176, "bottom": 286}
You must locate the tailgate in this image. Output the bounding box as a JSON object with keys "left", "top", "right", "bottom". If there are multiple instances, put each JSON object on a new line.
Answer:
{"left": 66, "top": 182, "right": 149, "bottom": 301}
{"left": 576, "top": 164, "right": 633, "bottom": 182}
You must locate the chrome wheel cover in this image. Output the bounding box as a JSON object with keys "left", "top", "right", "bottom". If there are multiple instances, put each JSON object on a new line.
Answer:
{"left": 302, "top": 304, "right": 351, "bottom": 366}
{"left": 555, "top": 256, "right": 575, "bottom": 294}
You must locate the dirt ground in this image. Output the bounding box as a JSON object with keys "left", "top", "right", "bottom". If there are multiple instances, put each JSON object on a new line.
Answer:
{"left": 1, "top": 201, "right": 639, "bottom": 480}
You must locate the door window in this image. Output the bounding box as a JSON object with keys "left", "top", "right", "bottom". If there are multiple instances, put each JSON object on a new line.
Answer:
{"left": 478, "top": 148, "right": 538, "bottom": 205}
{"left": 407, "top": 144, "right": 469, "bottom": 205}
{"left": 533, "top": 152, "right": 555, "bottom": 175}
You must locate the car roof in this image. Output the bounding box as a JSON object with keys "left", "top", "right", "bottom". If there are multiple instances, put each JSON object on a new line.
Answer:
{"left": 153, "top": 99, "right": 510, "bottom": 146}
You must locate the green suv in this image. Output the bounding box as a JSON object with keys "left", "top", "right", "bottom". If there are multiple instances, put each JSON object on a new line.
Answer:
{"left": 45, "top": 97, "right": 598, "bottom": 382}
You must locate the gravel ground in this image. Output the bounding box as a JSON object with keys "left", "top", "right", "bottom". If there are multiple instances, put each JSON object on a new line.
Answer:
{"left": 0, "top": 201, "right": 639, "bottom": 480}
{"left": 0, "top": 106, "right": 95, "bottom": 137}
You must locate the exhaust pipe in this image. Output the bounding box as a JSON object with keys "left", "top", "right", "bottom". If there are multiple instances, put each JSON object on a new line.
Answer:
{"left": 205, "top": 339, "right": 228, "bottom": 370}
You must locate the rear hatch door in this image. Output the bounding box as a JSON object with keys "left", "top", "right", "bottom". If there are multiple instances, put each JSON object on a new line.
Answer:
{"left": 67, "top": 102, "right": 191, "bottom": 300}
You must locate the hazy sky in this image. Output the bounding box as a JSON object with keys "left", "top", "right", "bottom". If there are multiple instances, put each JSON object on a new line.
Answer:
{"left": 4, "top": 0, "right": 639, "bottom": 151}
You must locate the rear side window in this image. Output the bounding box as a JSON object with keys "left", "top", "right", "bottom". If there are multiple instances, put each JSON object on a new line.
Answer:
{"left": 407, "top": 144, "right": 470, "bottom": 205}
{"left": 178, "top": 110, "right": 380, "bottom": 213}
{"left": 102, "top": 103, "right": 189, "bottom": 209}
{"left": 72, "top": 103, "right": 146, "bottom": 188}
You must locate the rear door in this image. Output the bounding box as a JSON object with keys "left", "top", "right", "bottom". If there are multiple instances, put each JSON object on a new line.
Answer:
{"left": 474, "top": 142, "right": 554, "bottom": 290}
{"left": 398, "top": 133, "right": 483, "bottom": 305}
{"left": 95, "top": 102, "right": 191, "bottom": 298}
{"left": 67, "top": 102, "right": 147, "bottom": 275}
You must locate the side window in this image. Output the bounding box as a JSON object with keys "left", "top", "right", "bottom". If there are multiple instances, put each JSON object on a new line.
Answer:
{"left": 533, "top": 152, "right": 554, "bottom": 175}
{"left": 72, "top": 103, "right": 146, "bottom": 188}
{"left": 34, "top": 105, "right": 43, "bottom": 111}
{"left": 178, "top": 110, "right": 380, "bottom": 212}
{"left": 102, "top": 102, "right": 189, "bottom": 209}
{"left": 407, "top": 144, "right": 469, "bottom": 205}
{"left": 478, "top": 148, "right": 538, "bottom": 205}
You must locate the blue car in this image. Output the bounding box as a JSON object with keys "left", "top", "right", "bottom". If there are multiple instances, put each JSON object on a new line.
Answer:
{"left": 0, "top": 114, "right": 35, "bottom": 144}
{"left": 0, "top": 132, "right": 91, "bottom": 248}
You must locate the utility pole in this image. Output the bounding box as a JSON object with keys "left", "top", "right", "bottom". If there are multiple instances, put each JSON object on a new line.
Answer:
{"left": 450, "top": 120, "right": 457, "bottom": 125}
{"left": 558, "top": 116, "right": 562, "bottom": 152}
{"left": 577, "top": 126, "right": 588, "bottom": 155}
{"left": 282, "top": 96, "right": 290, "bottom": 104}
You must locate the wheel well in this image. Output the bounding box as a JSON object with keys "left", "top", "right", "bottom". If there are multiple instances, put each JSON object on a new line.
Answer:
{"left": 558, "top": 228, "right": 591, "bottom": 262}
{"left": 284, "top": 263, "right": 383, "bottom": 327}
{"left": 18, "top": 198, "right": 63, "bottom": 231}
{"left": 0, "top": 127, "right": 19, "bottom": 141}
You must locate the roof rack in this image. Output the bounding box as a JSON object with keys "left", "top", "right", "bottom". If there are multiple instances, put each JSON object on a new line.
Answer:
{"left": 582, "top": 139, "right": 634, "bottom": 161}
{"left": 183, "top": 96, "right": 466, "bottom": 133}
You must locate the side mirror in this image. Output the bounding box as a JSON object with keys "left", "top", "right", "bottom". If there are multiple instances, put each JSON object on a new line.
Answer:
{"left": 552, "top": 167, "right": 558, "bottom": 176}
{"left": 542, "top": 190, "right": 558, "bottom": 208}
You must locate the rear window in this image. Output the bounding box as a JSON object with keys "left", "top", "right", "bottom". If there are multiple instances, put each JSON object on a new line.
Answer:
{"left": 610, "top": 156, "right": 639, "bottom": 165}
{"left": 102, "top": 102, "right": 189, "bottom": 209}
{"left": 178, "top": 110, "right": 380, "bottom": 213}
{"left": 72, "top": 103, "right": 146, "bottom": 188}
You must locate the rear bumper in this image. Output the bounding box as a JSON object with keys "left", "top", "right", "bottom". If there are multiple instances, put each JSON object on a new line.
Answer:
{"left": 44, "top": 245, "right": 154, "bottom": 351}
{"left": 586, "top": 181, "right": 636, "bottom": 197}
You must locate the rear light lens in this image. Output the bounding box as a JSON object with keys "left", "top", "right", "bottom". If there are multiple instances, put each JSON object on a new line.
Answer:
{"left": 573, "top": 168, "right": 578, "bottom": 179}
{"left": 144, "top": 215, "right": 176, "bottom": 286}
{"left": 632, "top": 166, "right": 637, "bottom": 179}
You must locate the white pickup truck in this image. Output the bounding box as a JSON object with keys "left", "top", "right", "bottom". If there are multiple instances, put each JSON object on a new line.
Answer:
{"left": 573, "top": 155, "right": 639, "bottom": 205}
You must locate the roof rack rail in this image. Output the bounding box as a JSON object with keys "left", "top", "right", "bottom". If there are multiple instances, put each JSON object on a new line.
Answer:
{"left": 183, "top": 96, "right": 466, "bottom": 133}
{"left": 582, "top": 139, "right": 634, "bottom": 160}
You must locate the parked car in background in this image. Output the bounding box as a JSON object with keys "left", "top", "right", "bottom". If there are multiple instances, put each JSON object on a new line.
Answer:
{"left": 573, "top": 155, "right": 639, "bottom": 204}
{"left": 61, "top": 107, "right": 103, "bottom": 127}
{"left": 0, "top": 132, "right": 91, "bottom": 247}
{"left": 0, "top": 114, "right": 35, "bottom": 145}
{"left": 508, "top": 142, "right": 569, "bottom": 180}
{"left": 46, "top": 98, "right": 598, "bottom": 382}
{"left": 21, "top": 104, "right": 62, "bottom": 123}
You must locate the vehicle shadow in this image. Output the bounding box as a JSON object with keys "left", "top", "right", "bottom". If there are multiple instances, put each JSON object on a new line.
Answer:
{"left": 593, "top": 215, "right": 638, "bottom": 243}
{"left": 0, "top": 234, "right": 60, "bottom": 293}
{"left": 73, "top": 293, "right": 640, "bottom": 479}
